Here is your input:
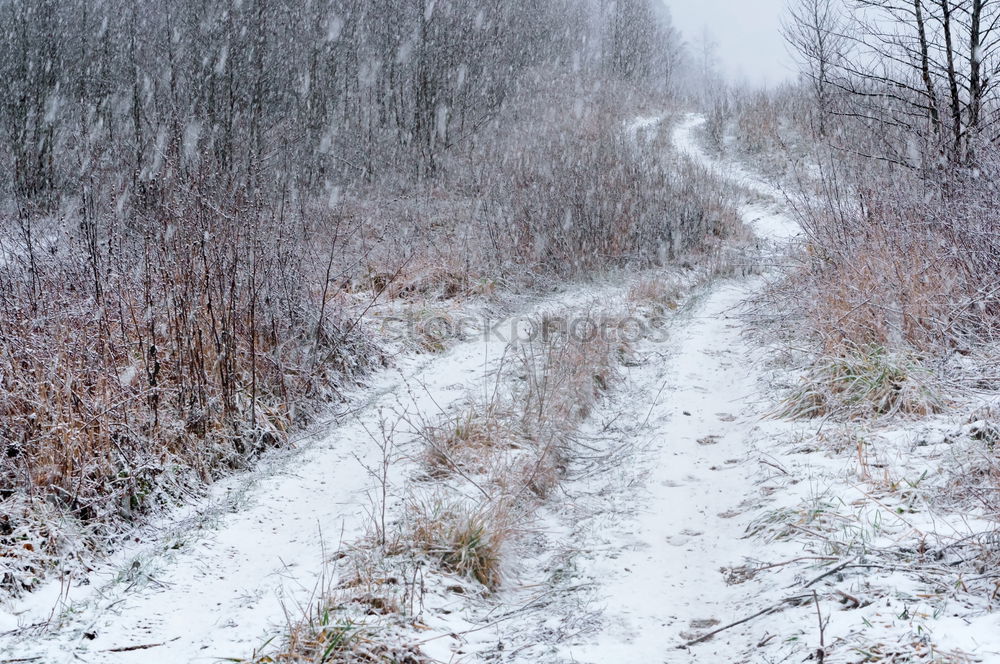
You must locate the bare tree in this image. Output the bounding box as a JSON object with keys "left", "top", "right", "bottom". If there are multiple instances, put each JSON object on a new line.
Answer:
{"left": 783, "top": 0, "right": 848, "bottom": 136}
{"left": 806, "top": 0, "right": 1000, "bottom": 170}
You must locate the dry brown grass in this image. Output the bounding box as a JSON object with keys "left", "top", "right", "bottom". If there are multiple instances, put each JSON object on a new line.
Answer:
{"left": 778, "top": 346, "right": 945, "bottom": 420}
{"left": 797, "top": 234, "right": 970, "bottom": 354}
{"left": 247, "top": 612, "right": 422, "bottom": 664}
{"left": 766, "top": 157, "right": 1000, "bottom": 422}
{"left": 0, "top": 192, "right": 379, "bottom": 594}
{"left": 414, "top": 304, "right": 634, "bottom": 504}
{"left": 421, "top": 403, "right": 527, "bottom": 478}
{"left": 406, "top": 496, "right": 512, "bottom": 590}
{"left": 394, "top": 305, "right": 637, "bottom": 600}
{"left": 628, "top": 277, "right": 682, "bottom": 318}
{"left": 773, "top": 237, "right": 953, "bottom": 420}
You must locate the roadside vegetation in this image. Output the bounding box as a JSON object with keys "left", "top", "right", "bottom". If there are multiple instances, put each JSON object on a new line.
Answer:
{"left": 724, "top": 0, "right": 1000, "bottom": 369}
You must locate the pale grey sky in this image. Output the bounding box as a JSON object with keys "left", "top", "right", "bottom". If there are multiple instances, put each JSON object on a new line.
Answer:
{"left": 662, "top": 0, "right": 796, "bottom": 87}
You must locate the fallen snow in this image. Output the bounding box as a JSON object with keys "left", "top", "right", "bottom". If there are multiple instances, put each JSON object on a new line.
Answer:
{"left": 0, "top": 288, "right": 636, "bottom": 662}
{"left": 5, "top": 113, "right": 999, "bottom": 664}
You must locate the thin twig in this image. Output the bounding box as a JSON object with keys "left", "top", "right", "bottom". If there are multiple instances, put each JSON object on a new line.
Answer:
{"left": 678, "top": 595, "right": 810, "bottom": 648}
{"left": 104, "top": 637, "right": 179, "bottom": 652}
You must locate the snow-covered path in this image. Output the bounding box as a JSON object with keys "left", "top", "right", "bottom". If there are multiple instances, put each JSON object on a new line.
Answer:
{"left": 1, "top": 114, "right": 797, "bottom": 664}
{"left": 0, "top": 296, "right": 586, "bottom": 662}
{"left": 672, "top": 115, "right": 799, "bottom": 242}
{"left": 572, "top": 116, "right": 798, "bottom": 660}
{"left": 1, "top": 342, "right": 491, "bottom": 661}
{"left": 489, "top": 114, "right": 802, "bottom": 662}
{"left": 554, "top": 278, "right": 770, "bottom": 661}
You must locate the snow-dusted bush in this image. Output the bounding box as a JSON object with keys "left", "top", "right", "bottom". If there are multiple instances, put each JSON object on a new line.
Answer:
{"left": 0, "top": 176, "right": 379, "bottom": 593}
{"left": 782, "top": 151, "right": 1000, "bottom": 356}
{"left": 479, "top": 94, "right": 743, "bottom": 276}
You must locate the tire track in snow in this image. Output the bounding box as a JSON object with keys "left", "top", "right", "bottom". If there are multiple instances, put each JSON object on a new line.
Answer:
{"left": 0, "top": 288, "right": 628, "bottom": 663}
{"left": 484, "top": 114, "right": 802, "bottom": 662}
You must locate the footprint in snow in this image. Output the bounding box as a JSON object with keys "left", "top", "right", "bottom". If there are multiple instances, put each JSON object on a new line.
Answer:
{"left": 689, "top": 618, "right": 720, "bottom": 629}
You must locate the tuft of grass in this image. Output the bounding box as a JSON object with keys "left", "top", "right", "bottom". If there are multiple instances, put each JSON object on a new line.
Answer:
{"left": 421, "top": 404, "right": 526, "bottom": 478}
{"left": 779, "top": 346, "right": 944, "bottom": 420}
{"left": 246, "top": 277, "right": 697, "bottom": 662}
{"left": 407, "top": 497, "right": 509, "bottom": 590}
{"left": 628, "top": 277, "right": 681, "bottom": 317}
{"left": 242, "top": 614, "right": 422, "bottom": 664}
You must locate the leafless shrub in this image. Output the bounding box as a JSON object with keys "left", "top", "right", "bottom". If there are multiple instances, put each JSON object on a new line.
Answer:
{"left": 705, "top": 91, "right": 735, "bottom": 151}
{"left": 477, "top": 90, "right": 743, "bottom": 278}
{"left": 0, "top": 175, "right": 380, "bottom": 593}
{"left": 774, "top": 145, "right": 1000, "bottom": 356}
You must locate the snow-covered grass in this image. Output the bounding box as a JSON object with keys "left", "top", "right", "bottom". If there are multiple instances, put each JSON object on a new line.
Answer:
{"left": 726, "top": 393, "right": 1000, "bottom": 662}
{"left": 778, "top": 346, "right": 946, "bottom": 420}
{"left": 0, "top": 200, "right": 382, "bottom": 597}
{"left": 699, "top": 101, "right": 1000, "bottom": 662}
{"left": 243, "top": 275, "right": 706, "bottom": 662}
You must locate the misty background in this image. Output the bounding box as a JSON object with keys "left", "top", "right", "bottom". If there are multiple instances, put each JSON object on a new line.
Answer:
{"left": 664, "top": 0, "right": 793, "bottom": 86}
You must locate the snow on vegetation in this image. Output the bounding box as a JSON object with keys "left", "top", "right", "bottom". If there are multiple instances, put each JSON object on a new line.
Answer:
{"left": 4, "top": 0, "right": 1000, "bottom": 662}
{"left": 0, "top": 0, "right": 746, "bottom": 651}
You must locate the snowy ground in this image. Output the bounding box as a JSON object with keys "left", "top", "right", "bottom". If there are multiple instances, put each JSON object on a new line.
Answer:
{"left": 491, "top": 276, "right": 785, "bottom": 662}
{"left": 409, "top": 116, "right": 1000, "bottom": 663}
{"left": 434, "top": 115, "right": 812, "bottom": 662}
{"left": 3, "top": 115, "right": 998, "bottom": 664}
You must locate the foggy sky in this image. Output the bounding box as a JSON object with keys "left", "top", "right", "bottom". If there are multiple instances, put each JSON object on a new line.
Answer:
{"left": 663, "top": 0, "right": 796, "bottom": 87}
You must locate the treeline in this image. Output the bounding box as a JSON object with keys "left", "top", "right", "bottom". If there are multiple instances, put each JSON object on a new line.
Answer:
{"left": 785, "top": 0, "right": 1000, "bottom": 170}
{"left": 0, "top": 0, "right": 678, "bottom": 209}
